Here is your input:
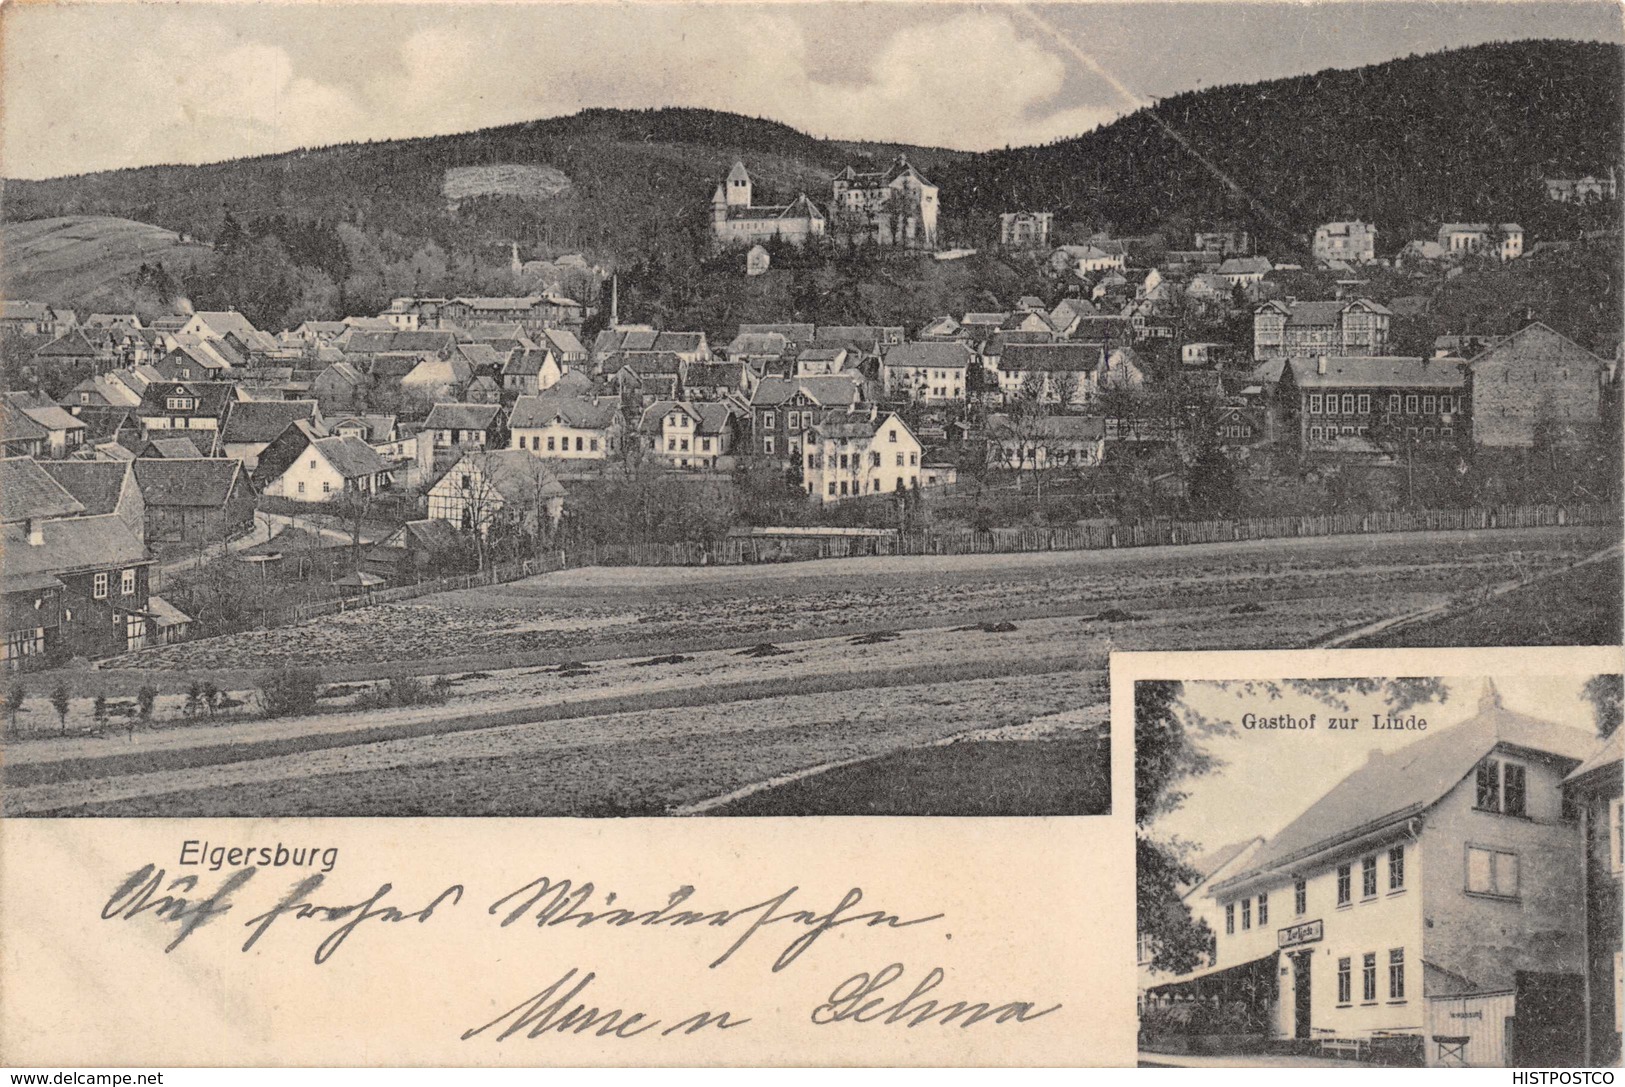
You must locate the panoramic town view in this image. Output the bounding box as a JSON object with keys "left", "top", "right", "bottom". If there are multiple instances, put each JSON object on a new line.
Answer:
{"left": 0, "top": 4, "right": 1620, "bottom": 819}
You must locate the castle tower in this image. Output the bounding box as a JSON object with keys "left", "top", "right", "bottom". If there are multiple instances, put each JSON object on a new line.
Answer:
{"left": 725, "top": 161, "right": 753, "bottom": 208}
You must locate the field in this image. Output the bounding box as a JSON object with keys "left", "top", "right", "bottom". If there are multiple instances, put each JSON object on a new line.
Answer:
{"left": 1, "top": 216, "right": 215, "bottom": 304}
{"left": 5, "top": 525, "right": 1613, "bottom": 818}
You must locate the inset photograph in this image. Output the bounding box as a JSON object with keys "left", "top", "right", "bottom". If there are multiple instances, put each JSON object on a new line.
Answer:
{"left": 1135, "top": 671, "right": 1621, "bottom": 1068}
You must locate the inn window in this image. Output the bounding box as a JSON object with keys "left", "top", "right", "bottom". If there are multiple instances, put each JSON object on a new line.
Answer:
{"left": 764, "top": 437, "right": 775, "bottom": 455}
{"left": 1308, "top": 394, "right": 1323, "bottom": 414}
{"left": 1225, "top": 902, "right": 1235, "bottom": 935}
{"left": 1257, "top": 892, "right": 1268, "bottom": 925}
{"left": 1337, "top": 958, "right": 1352, "bottom": 1005}
{"left": 1388, "top": 948, "right": 1405, "bottom": 1001}
{"left": 1241, "top": 898, "right": 1251, "bottom": 930}
{"left": 120, "top": 568, "right": 135, "bottom": 596}
{"left": 764, "top": 414, "right": 776, "bottom": 430}
{"left": 1341, "top": 394, "right": 1355, "bottom": 414}
{"left": 1422, "top": 395, "right": 1437, "bottom": 414}
{"left": 1294, "top": 879, "right": 1307, "bottom": 916}
{"left": 1362, "top": 952, "right": 1377, "bottom": 1002}
{"left": 1406, "top": 394, "right": 1419, "bottom": 413}
{"left": 1336, "top": 864, "right": 1352, "bottom": 906}
{"left": 93, "top": 572, "right": 109, "bottom": 599}
{"left": 1476, "top": 757, "right": 1526, "bottom": 816}
{"left": 1362, "top": 855, "right": 1378, "bottom": 899}
{"left": 1357, "top": 394, "right": 1370, "bottom": 413}
{"left": 1388, "top": 394, "right": 1401, "bottom": 412}
{"left": 1466, "top": 845, "right": 1520, "bottom": 898}
{"left": 1388, "top": 846, "right": 1405, "bottom": 891}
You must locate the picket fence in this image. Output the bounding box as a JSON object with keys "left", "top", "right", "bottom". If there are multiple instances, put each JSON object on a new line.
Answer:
{"left": 272, "top": 502, "right": 1617, "bottom": 626}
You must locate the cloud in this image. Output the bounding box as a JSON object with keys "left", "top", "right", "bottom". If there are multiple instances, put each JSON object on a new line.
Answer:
{"left": 0, "top": 5, "right": 1122, "bottom": 178}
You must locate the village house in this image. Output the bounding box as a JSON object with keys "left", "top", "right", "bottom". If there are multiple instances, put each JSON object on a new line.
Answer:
{"left": 327, "top": 414, "right": 398, "bottom": 445}
{"left": 638, "top": 400, "right": 744, "bottom": 469}
{"left": 7, "top": 393, "right": 86, "bottom": 458}
{"left": 830, "top": 155, "right": 939, "bottom": 249}
{"left": 735, "top": 323, "right": 816, "bottom": 354}
{"left": 710, "top": 161, "right": 827, "bottom": 247}
{"left": 1280, "top": 354, "right": 1468, "bottom": 456}
{"left": 749, "top": 374, "right": 867, "bottom": 463}
{"left": 724, "top": 331, "right": 794, "bottom": 370}
{"left": 1219, "top": 256, "right": 1273, "bottom": 292}
{"left": 135, "top": 381, "right": 242, "bottom": 455}
{"left": 802, "top": 408, "right": 924, "bottom": 501}
{"left": 1464, "top": 323, "right": 1604, "bottom": 449}
{"left": 1437, "top": 223, "right": 1526, "bottom": 262}
{"left": 421, "top": 402, "right": 505, "bottom": 474}
{"left": 1544, "top": 169, "right": 1618, "bottom": 203}
{"left": 1148, "top": 686, "right": 1597, "bottom": 1067}
{"left": 1559, "top": 729, "right": 1622, "bottom": 1067}
{"left": 993, "top": 342, "right": 1144, "bottom": 406}
{"left": 310, "top": 361, "right": 369, "bottom": 412}
{"left": 999, "top": 211, "right": 1053, "bottom": 248}
{"left": 1193, "top": 228, "right": 1253, "bottom": 256}
{"left": 683, "top": 361, "right": 754, "bottom": 401}
{"left": 1050, "top": 244, "right": 1128, "bottom": 277}
{"left": 362, "top": 518, "right": 465, "bottom": 584}
{"left": 508, "top": 393, "right": 624, "bottom": 460}
{"left": 2, "top": 456, "right": 158, "bottom": 665}
{"left": 985, "top": 413, "right": 1107, "bottom": 470}
{"left": 1, "top": 301, "right": 75, "bottom": 338}
{"left": 881, "top": 341, "right": 973, "bottom": 402}
{"left": 1253, "top": 299, "right": 1393, "bottom": 361}
{"left": 218, "top": 399, "right": 323, "bottom": 469}
{"left": 794, "top": 348, "right": 850, "bottom": 378}
{"left": 131, "top": 458, "right": 257, "bottom": 551}
{"left": 254, "top": 421, "right": 391, "bottom": 502}
{"left": 425, "top": 448, "right": 566, "bottom": 537}
{"left": 37, "top": 459, "right": 146, "bottom": 549}
{"left": 1313, "top": 221, "right": 1379, "bottom": 264}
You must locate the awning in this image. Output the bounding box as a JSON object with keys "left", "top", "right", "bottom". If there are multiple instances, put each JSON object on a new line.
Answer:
{"left": 1147, "top": 950, "right": 1278, "bottom": 994}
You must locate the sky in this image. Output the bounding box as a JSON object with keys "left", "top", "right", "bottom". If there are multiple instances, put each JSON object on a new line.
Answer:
{"left": 0, "top": 1, "right": 1621, "bottom": 180}
{"left": 1150, "top": 675, "right": 1608, "bottom": 859}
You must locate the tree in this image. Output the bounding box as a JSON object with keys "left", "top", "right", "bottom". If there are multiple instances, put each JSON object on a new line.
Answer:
{"left": 4, "top": 680, "right": 26, "bottom": 734}
{"left": 49, "top": 680, "right": 71, "bottom": 735}
{"left": 134, "top": 684, "right": 157, "bottom": 741}
{"left": 93, "top": 696, "right": 109, "bottom": 731}
{"left": 1581, "top": 674, "right": 1622, "bottom": 739}
{"left": 184, "top": 681, "right": 204, "bottom": 719}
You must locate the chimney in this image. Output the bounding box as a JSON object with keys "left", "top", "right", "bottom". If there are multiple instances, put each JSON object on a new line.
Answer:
{"left": 610, "top": 275, "right": 619, "bottom": 329}
{"left": 1317, "top": 356, "right": 1328, "bottom": 375}
{"left": 1478, "top": 679, "right": 1503, "bottom": 713}
{"left": 27, "top": 519, "right": 43, "bottom": 546}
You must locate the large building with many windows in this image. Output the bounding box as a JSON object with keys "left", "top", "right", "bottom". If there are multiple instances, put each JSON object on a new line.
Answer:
{"left": 1145, "top": 684, "right": 1600, "bottom": 1067}
{"left": 1279, "top": 355, "right": 1469, "bottom": 457}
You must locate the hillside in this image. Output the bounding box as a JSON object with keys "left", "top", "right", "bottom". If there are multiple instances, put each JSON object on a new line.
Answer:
{"left": 0, "top": 216, "right": 214, "bottom": 309}
{"left": 0, "top": 40, "right": 1617, "bottom": 330}
{"left": 935, "top": 39, "right": 1622, "bottom": 249}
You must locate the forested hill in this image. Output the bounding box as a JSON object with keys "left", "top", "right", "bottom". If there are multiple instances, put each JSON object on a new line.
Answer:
{"left": 1, "top": 107, "right": 962, "bottom": 272}
{"left": 934, "top": 39, "right": 1622, "bottom": 248}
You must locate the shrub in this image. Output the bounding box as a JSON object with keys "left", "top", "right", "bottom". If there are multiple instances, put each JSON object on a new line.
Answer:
{"left": 261, "top": 668, "right": 324, "bottom": 718}
{"left": 356, "top": 672, "right": 450, "bottom": 710}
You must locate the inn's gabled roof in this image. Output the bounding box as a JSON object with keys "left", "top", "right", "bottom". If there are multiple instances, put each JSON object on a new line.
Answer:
{"left": 1213, "top": 686, "right": 1596, "bottom": 894}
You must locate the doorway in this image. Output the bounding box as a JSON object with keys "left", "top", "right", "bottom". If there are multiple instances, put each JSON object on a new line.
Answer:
{"left": 1292, "top": 952, "right": 1313, "bottom": 1039}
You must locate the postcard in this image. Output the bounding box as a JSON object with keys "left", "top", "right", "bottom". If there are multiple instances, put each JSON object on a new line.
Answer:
{"left": 1, "top": 0, "right": 1621, "bottom": 1070}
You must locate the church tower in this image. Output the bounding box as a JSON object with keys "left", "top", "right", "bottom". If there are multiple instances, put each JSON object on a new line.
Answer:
{"left": 725, "top": 161, "right": 753, "bottom": 208}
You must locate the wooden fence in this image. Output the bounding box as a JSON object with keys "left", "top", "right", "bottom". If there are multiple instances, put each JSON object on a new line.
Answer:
{"left": 268, "top": 502, "right": 1617, "bottom": 627}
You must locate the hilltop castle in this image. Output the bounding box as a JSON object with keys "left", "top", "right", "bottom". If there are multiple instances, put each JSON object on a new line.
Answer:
{"left": 710, "top": 162, "right": 826, "bottom": 247}
{"left": 710, "top": 155, "right": 941, "bottom": 250}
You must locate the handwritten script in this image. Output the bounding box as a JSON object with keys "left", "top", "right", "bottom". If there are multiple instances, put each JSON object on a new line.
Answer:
{"left": 97, "top": 864, "right": 1063, "bottom": 1042}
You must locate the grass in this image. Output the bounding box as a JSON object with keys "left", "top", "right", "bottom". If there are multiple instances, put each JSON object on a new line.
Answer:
{"left": 1354, "top": 553, "right": 1622, "bottom": 648}
{"left": 705, "top": 735, "right": 1111, "bottom": 816}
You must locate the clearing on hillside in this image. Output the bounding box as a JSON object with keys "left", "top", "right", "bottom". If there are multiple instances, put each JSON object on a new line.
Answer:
{"left": 1, "top": 215, "right": 214, "bottom": 303}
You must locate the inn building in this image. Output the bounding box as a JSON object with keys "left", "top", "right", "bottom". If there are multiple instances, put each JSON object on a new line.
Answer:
{"left": 1145, "top": 684, "right": 1603, "bottom": 1066}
